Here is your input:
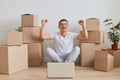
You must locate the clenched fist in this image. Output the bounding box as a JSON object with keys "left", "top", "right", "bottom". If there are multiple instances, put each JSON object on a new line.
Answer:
{"left": 41, "top": 19, "right": 48, "bottom": 26}
{"left": 78, "top": 20, "right": 84, "bottom": 26}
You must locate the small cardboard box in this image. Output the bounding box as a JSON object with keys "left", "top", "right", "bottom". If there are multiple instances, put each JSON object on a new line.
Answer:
{"left": 95, "top": 50, "right": 114, "bottom": 72}
{"left": 47, "top": 63, "right": 74, "bottom": 78}
{"left": 22, "top": 27, "right": 41, "bottom": 43}
{"left": 108, "top": 50, "right": 120, "bottom": 67}
{"left": 80, "top": 43, "right": 107, "bottom": 67}
{"left": 102, "top": 49, "right": 120, "bottom": 67}
{"left": 6, "top": 32, "right": 23, "bottom": 45}
{"left": 28, "top": 43, "right": 42, "bottom": 67}
{"left": 86, "top": 18, "right": 100, "bottom": 31}
{"left": 0, "top": 44, "right": 28, "bottom": 74}
{"left": 21, "top": 14, "right": 38, "bottom": 26}
{"left": 80, "top": 31, "right": 104, "bottom": 43}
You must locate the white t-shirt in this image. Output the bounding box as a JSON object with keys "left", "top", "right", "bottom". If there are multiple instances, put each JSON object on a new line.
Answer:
{"left": 51, "top": 32, "right": 78, "bottom": 54}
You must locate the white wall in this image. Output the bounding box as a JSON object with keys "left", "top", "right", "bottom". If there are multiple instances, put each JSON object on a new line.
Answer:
{"left": 0, "top": 0, "right": 120, "bottom": 61}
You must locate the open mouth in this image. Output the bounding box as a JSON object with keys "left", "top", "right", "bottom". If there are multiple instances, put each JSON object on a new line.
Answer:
{"left": 62, "top": 27, "right": 66, "bottom": 29}
{"left": 62, "top": 28, "right": 66, "bottom": 29}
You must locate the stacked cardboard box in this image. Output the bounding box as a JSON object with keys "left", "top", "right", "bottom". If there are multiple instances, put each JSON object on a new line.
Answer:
{"left": 2, "top": 30, "right": 28, "bottom": 74}
{"left": 80, "top": 18, "right": 108, "bottom": 67}
{"left": 21, "top": 14, "right": 38, "bottom": 27}
{"left": 20, "top": 14, "right": 42, "bottom": 66}
{"left": 94, "top": 50, "right": 114, "bottom": 72}
{"left": 86, "top": 18, "right": 100, "bottom": 31}
{"left": 7, "top": 14, "right": 42, "bottom": 67}
{"left": 80, "top": 43, "right": 107, "bottom": 67}
{"left": 28, "top": 43, "right": 42, "bottom": 66}
{"left": 102, "top": 49, "right": 120, "bottom": 67}
{"left": 0, "top": 14, "right": 42, "bottom": 75}
{"left": 0, "top": 44, "right": 28, "bottom": 74}
{"left": 80, "top": 31, "right": 103, "bottom": 43}
{"left": 6, "top": 32, "right": 23, "bottom": 46}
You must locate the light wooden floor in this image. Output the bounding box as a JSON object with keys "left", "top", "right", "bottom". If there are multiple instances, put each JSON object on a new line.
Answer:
{"left": 0, "top": 65, "right": 120, "bottom": 80}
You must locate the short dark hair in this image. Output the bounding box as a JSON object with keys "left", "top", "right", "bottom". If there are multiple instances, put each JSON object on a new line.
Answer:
{"left": 58, "top": 19, "right": 69, "bottom": 25}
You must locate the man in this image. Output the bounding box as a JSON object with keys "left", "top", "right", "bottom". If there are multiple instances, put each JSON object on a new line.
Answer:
{"left": 40, "top": 19, "right": 88, "bottom": 63}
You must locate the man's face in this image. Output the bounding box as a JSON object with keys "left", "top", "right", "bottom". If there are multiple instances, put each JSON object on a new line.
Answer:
{"left": 59, "top": 21, "right": 69, "bottom": 32}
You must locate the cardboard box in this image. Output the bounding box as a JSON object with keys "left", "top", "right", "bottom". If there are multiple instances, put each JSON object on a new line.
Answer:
{"left": 22, "top": 27, "right": 41, "bottom": 43}
{"left": 86, "top": 18, "right": 100, "bottom": 31}
{"left": 21, "top": 14, "right": 38, "bottom": 26}
{"left": 6, "top": 32, "right": 23, "bottom": 45}
{"left": 80, "top": 31, "right": 104, "bottom": 43}
{"left": 28, "top": 43, "right": 42, "bottom": 67}
{"left": 0, "top": 44, "right": 28, "bottom": 74}
{"left": 95, "top": 50, "right": 114, "bottom": 72}
{"left": 108, "top": 50, "right": 120, "bottom": 67}
{"left": 80, "top": 43, "right": 107, "bottom": 67}
{"left": 47, "top": 63, "right": 74, "bottom": 78}
{"left": 102, "top": 49, "right": 120, "bottom": 67}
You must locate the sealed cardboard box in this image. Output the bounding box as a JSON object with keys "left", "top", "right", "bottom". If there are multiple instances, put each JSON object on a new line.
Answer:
{"left": 95, "top": 50, "right": 114, "bottom": 72}
{"left": 80, "top": 31, "right": 104, "bottom": 43}
{"left": 86, "top": 18, "right": 100, "bottom": 31}
{"left": 21, "top": 14, "right": 38, "bottom": 27}
{"left": 28, "top": 43, "right": 42, "bottom": 67}
{"left": 80, "top": 43, "right": 107, "bottom": 67}
{"left": 22, "top": 27, "right": 41, "bottom": 43}
{"left": 0, "top": 44, "right": 28, "bottom": 74}
{"left": 108, "top": 50, "right": 120, "bottom": 67}
{"left": 47, "top": 63, "right": 74, "bottom": 78}
{"left": 102, "top": 49, "right": 120, "bottom": 67}
{"left": 6, "top": 32, "right": 23, "bottom": 45}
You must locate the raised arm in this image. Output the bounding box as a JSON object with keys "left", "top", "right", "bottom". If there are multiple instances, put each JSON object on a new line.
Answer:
{"left": 40, "top": 19, "right": 52, "bottom": 40}
{"left": 76, "top": 20, "right": 88, "bottom": 40}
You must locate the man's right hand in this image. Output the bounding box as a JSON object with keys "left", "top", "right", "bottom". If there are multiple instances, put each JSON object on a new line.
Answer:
{"left": 40, "top": 19, "right": 52, "bottom": 40}
{"left": 41, "top": 19, "right": 48, "bottom": 26}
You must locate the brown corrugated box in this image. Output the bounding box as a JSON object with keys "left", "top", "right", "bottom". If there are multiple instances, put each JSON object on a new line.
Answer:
{"left": 86, "top": 18, "right": 100, "bottom": 31}
{"left": 6, "top": 32, "right": 23, "bottom": 45}
{"left": 0, "top": 44, "right": 28, "bottom": 74}
{"left": 80, "top": 43, "right": 107, "bottom": 67}
{"left": 28, "top": 43, "right": 42, "bottom": 67}
{"left": 21, "top": 14, "right": 38, "bottom": 27}
{"left": 22, "top": 27, "right": 41, "bottom": 43}
{"left": 80, "top": 31, "right": 104, "bottom": 43}
{"left": 94, "top": 50, "right": 114, "bottom": 72}
{"left": 102, "top": 49, "right": 120, "bottom": 67}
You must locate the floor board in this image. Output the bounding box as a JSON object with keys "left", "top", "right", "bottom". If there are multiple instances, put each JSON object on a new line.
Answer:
{"left": 0, "top": 65, "right": 120, "bottom": 80}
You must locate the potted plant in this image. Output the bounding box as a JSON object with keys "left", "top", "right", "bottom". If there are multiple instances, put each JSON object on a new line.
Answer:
{"left": 103, "top": 18, "right": 120, "bottom": 51}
